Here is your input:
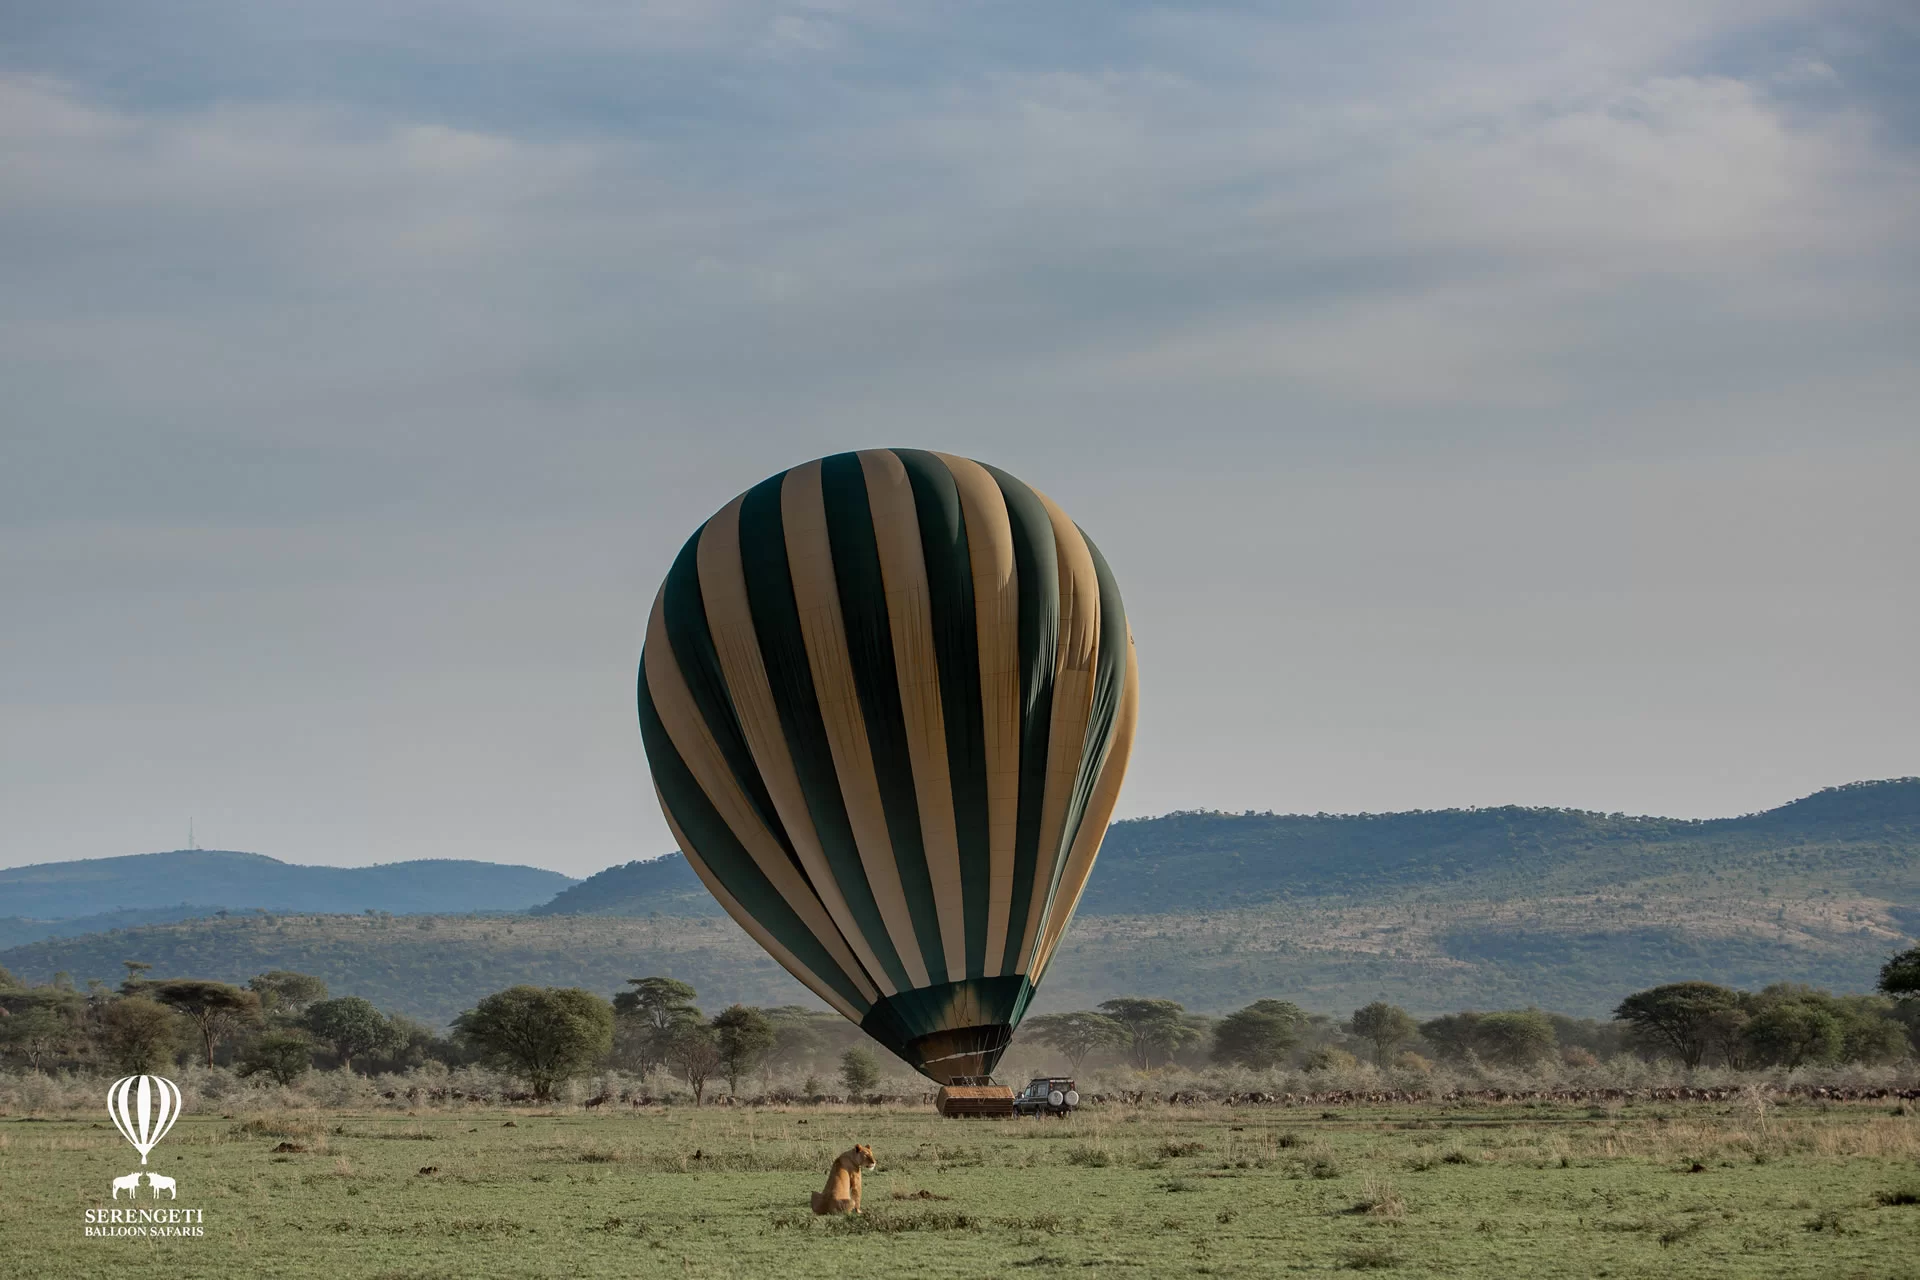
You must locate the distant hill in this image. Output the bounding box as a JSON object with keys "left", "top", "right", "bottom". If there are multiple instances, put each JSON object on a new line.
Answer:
{"left": 535, "top": 779, "right": 1920, "bottom": 918}
{"left": 0, "top": 850, "right": 576, "bottom": 920}
{"left": 5, "top": 782, "right": 1913, "bottom": 1024}
{"left": 1074, "top": 777, "right": 1920, "bottom": 913}
{"left": 529, "top": 856, "right": 720, "bottom": 918}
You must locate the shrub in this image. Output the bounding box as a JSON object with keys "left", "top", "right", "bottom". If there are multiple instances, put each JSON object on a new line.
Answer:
{"left": 99, "top": 998, "right": 179, "bottom": 1073}
{"left": 235, "top": 1032, "right": 314, "bottom": 1086}
{"left": 1303, "top": 1047, "right": 1359, "bottom": 1073}
{"left": 453, "top": 986, "right": 615, "bottom": 1101}
{"left": 838, "top": 1047, "right": 880, "bottom": 1096}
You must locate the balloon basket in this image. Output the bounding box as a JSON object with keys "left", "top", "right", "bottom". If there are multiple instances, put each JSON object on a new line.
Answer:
{"left": 934, "top": 1082, "right": 1015, "bottom": 1119}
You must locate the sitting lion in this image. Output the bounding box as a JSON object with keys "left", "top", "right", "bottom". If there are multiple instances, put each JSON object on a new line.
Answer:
{"left": 810, "top": 1144, "right": 876, "bottom": 1215}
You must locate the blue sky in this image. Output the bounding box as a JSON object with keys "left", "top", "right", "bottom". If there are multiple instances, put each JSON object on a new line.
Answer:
{"left": 3, "top": 2, "right": 1915, "bottom": 875}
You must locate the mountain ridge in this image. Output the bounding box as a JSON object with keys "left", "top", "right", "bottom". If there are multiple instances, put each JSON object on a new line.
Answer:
{"left": 533, "top": 778, "right": 1920, "bottom": 918}
{"left": 0, "top": 849, "right": 577, "bottom": 921}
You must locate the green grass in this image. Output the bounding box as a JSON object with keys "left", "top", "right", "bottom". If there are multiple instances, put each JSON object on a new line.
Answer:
{"left": 5, "top": 1098, "right": 1918, "bottom": 1278}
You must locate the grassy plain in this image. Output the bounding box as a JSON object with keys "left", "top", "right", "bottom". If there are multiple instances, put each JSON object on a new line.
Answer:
{"left": 4, "top": 1097, "right": 1918, "bottom": 1279}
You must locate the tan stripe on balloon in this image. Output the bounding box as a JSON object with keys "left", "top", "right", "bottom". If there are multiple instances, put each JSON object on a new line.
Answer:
{"left": 780, "top": 461, "right": 934, "bottom": 990}
{"left": 642, "top": 589, "right": 875, "bottom": 1000}
{"left": 932, "top": 452, "right": 1020, "bottom": 977}
{"left": 858, "top": 449, "right": 967, "bottom": 982}
{"left": 696, "top": 496, "right": 893, "bottom": 1000}
{"left": 657, "top": 788, "right": 867, "bottom": 1023}
{"left": 1032, "top": 628, "right": 1139, "bottom": 983}
{"left": 1012, "top": 486, "right": 1103, "bottom": 975}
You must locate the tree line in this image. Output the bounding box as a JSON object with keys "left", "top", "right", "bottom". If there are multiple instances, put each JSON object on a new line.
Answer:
{"left": 5, "top": 945, "right": 1914, "bottom": 1101}
{"left": 1025, "top": 947, "right": 1920, "bottom": 1074}
{"left": 0, "top": 964, "right": 881, "bottom": 1104}
{"left": 0, "top": 962, "right": 472, "bottom": 1084}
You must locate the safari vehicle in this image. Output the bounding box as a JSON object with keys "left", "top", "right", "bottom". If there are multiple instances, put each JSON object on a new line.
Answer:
{"left": 1011, "top": 1077, "right": 1079, "bottom": 1117}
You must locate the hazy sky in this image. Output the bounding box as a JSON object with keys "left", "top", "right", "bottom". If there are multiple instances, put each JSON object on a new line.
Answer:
{"left": 4, "top": 2, "right": 1916, "bottom": 878}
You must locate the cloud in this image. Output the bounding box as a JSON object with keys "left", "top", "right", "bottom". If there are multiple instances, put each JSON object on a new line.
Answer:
{"left": 1, "top": 2, "right": 1916, "bottom": 870}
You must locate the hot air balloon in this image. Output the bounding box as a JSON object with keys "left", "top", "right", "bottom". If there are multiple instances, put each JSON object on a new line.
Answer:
{"left": 108, "top": 1074, "right": 182, "bottom": 1164}
{"left": 637, "top": 449, "right": 1138, "bottom": 1083}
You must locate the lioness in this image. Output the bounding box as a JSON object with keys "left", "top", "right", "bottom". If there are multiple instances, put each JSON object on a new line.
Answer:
{"left": 810, "top": 1144, "right": 876, "bottom": 1215}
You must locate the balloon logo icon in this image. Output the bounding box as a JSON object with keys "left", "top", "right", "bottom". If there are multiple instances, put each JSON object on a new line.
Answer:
{"left": 107, "top": 1075, "right": 182, "bottom": 1164}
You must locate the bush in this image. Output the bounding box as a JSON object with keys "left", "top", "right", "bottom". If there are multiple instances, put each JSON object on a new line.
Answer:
{"left": 839, "top": 1047, "right": 880, "bottom": 1096}
{"left": 1212, "top": 1001, "right": 1305, "bottom": 1070}
{"left": 1302, "top": 1047, "right": 1359, "bottom": 1073}
{"left": 100, "top": 998, "right": 179, "bottom": 1073}
{"left": 454, "top": 986, "right": 615, "bottom": 1101}
{"left": 305, "top": 998, "right": 403, "bottom": 1071}
{"left": 235, "top": 1032, "right": 314, "bottom": 1087}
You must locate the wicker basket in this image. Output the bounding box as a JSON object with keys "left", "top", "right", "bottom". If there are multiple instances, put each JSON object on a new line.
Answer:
{"left": 934, "top": 1084, "right": 1015, "bottom": 1118}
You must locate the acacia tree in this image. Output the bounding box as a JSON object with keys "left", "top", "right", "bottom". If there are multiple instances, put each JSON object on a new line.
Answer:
{"left": 1097, "top": 998, "right": 1200, "bottom": 1070}
{"left": 236, "top": 1033, "right": 314, "bottom": 1086}
{"left": 1025, "top": 1011, "right": 1130, "bottom": 1071}
{"left": 0, "top": 1003, "right": 71, "bottom": 1071}
{"left": 612, "top": 977, "right": 701, "bottom": 1078}
{"left": 839, "top": 1046, "right": 880, "bottom": 1096}
{"left": 1614, "top": 983, "right": 1739, "bottom": 1069}
{"left": 1880, "top": 947, "right": 1920, "bottom": 997}
{"left": 456, "top": 986, "right": 614, "bottom": 1101}
{"left": 1349, "top": 1002, "right": 1418, "bottom": 1067}
{"left": 1418, "top": 1012, "right": 1484, "bottom": 1062}
{"left": 1743, "top": 1000, "right": 1841, "bottom": 1069}
{"left": 666, "top": 1020, "right": 722, "bottom": 1105}
{"left": 248, "top": 971, "right": 330, "bottom": 1018}
{"left": 305, "top": 997, "right": 403, "bottom": 1071}
{"left": 710, "top": 1006, "right": 776, "bottom": 1097}
{"left": 152, "top": 980, "right": 262, "bottom": 1068}
{"left": 1211, "top": 1001, "right": 1306, "bottom": 1070}
{"left": 1474, "top": 1010, "right": 1557, "bottom": 1066}
{"left": 100, "top": 997, "right": 179, "bottom": 1072}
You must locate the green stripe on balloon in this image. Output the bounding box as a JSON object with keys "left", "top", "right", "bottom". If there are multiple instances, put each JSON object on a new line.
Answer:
{"left": 893, "top": 448, "right": 993, "bottom": 979}
{"left": 981, "top": 464, "right": 1060, "bottom": 976}
{"left": 659, "top": 526, "right": 798, "bottom": 875}
{"left": 637, "top": 667, "right": 871, "bottom": 1014}
{"left": 819, "top": 452, "right": 949, "bottom": 986}
{"left": 735, "top": 471, "right": 912, "bottom": 996}
{"left": 1031, "top": 528, "right": 1130, "bottom": 954}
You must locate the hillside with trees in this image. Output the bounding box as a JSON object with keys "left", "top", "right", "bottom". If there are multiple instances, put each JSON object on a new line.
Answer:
{"left": 528, "top": 856, "right": 719, "bottom": 918}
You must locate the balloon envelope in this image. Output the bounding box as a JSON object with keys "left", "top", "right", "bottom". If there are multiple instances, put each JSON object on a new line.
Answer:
{"left": 637, "top": 449, "right": 1138, "bottom": 1082}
